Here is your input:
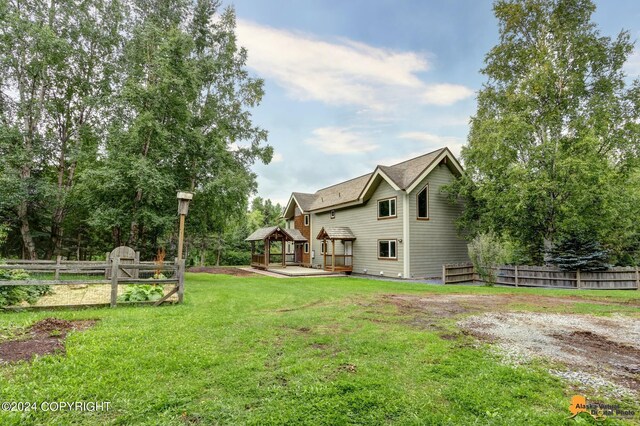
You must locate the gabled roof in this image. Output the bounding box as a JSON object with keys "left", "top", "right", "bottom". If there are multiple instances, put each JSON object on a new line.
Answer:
{"left": 292, "top": 192, "right": 316, "bottom": 211}
{"left": 316, "top": 227, "right": 356, "bottom": 241}
{"left": 283, "top": 147, "right": 463, "bottom": 217}
{"left": 308, "top": 173, "right": 372, "bottom": 211}
{"left": 378, "top": 148, "right": 445, "bottom": 189}
{"left": 282, "top": 192, "right": 316, "bottom": 218}
{"left": 245, "top": 226, "right": 308, "bottom": 242}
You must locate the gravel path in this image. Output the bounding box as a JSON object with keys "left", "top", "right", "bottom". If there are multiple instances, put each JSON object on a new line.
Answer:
{"left": 458, "top": 312, "right": 640, "bottom": 397}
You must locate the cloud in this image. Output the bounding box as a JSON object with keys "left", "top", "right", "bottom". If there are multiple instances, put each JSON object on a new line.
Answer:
{"left": 271, "top": 152, "right": 284, "bottom": 163}
{"left": 236, "top": 20, "right": 473, "bottom": 109}
{"left": 398, "top": 131, "right": 465, "bottom": 157}
{"left": 305, "top": 127, "right": 379, "bottom": 154}
{"left": 625, "top": 49, "right": 640, "bottom": 78}
{"left": 422, "top": 84, "right": 475, "bottom": 105}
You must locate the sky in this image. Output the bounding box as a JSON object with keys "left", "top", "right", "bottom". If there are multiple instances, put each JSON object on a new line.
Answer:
{"left": 231, "top": 0, "right": 640, "bottom": 207}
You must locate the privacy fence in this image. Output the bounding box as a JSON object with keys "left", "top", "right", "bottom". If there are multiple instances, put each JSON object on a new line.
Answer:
{"left": 0, "top": 246, "right": 185, "bottom": 309}
{"left": 442, "top": 263, "right": 639, "bottom": 290}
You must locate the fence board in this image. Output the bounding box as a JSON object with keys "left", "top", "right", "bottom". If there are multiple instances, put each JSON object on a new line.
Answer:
{"left": 442, "top": 263, "right": 639, "bottom": 290}
{"left": 1, "top": 255, "right": 184, "bottom": 308}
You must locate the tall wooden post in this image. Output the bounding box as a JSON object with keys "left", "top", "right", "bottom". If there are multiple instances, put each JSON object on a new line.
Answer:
{"left": 134, "top": 251, "right": 140, "bottom": 279}
{"left": 576, "top": 269, "right": 582, "bottom": 289}
{"left": 323, "top": 239, "right": 327, "bottom": 270}
{"left": 265, "top": 240, "right": 270, "bottom": 268}
{"left": 54, "top": 255, "right": 62, "bottom": 281}
{"left": 635, "top": 266, "right": 639, "bottom": 290}
{"left": 110, "top": 257, "right": 119, "bottom": 308}
{"left": 514, "top": 265, "right": 519, "bottom": 287}
{"left": 104, "top": 252, "right": 110, "bottom": 279}
{"left": 177, "top": 259, "right": 185, "bottom": 303}
{"left": 331, "top": 239, "right": 336, "bottom": 272}
{"left": 177, "top": 214, "right": 186, "bottom": 261}
{"left": 281, "top": 236, "right": 286, "bottom": 267}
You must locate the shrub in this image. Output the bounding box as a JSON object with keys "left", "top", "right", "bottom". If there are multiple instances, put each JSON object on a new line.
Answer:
{"left": 0, "top": 268, "right": 52, "bottom": 307}
{"left": 468, "top": 232, "right": 509, "bottom": 285}
{"left": 118, "top": 284, "right": 164, "bottom": 302}
{"left": 221, "top": 250, "right": 251, "bottom": 266}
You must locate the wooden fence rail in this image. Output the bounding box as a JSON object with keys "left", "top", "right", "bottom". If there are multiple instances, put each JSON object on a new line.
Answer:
{"left": 0, "top": 257, "right": 186, "bottom": 308}
{"left": 442, "top": 262, "right": 639, "bottom": 290}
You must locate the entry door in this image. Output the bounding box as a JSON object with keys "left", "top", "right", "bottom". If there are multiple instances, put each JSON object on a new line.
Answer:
{"left": 295, "top": 243, "right": 303, "bottom": 263}
{"left": 344, "top": 241, "right": 353, "bottom": 266}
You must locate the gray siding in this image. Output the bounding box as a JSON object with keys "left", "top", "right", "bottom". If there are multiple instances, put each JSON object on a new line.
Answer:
{"left": 408, "top": 164, "right": 469, "bottom": 278}
{"left": 311, "top": 179, "right": 404, "bottom": 278}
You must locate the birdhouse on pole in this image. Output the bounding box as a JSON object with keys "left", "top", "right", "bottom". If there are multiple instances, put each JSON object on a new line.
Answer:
{"left": 177, "top": 191, "right": 193, "bottom": 215}
{"left": 176, "top": 191, "right": 193, "bottom": 261}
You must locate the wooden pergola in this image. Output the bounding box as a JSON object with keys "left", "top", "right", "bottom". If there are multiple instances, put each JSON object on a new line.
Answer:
{"left": 245, "top": 226, "right": 307, "bottom": 269}
{"left": 316, "top": 227, "right": 356, "bottom": 273}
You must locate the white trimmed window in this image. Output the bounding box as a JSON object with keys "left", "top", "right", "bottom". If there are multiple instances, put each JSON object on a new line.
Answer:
{"left": 321, "top": 242, "right": 326, "bottom": 254}
{"left": 304, "top": 214, "right": 310, "bottom": 226}
{"left": 304, "top": 243, "right": 309, "bottom": 253}
{"left": 378, "top": 240, "right": 397, "bottom": 259}
{"left": 377, "top": 198, "right": 397, "bottom": 219}
{"left": 330, "top": 210, "right": 335, "bottom": 219}
{"left": 417, "top": 184, "right": 429, "bottom": 219}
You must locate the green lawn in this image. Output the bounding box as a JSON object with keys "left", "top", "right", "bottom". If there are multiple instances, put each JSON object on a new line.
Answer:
{"left": 0, "top": 273, "right": 638, "bottom": 425}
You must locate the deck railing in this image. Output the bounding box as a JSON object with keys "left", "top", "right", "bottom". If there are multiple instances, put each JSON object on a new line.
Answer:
{"left": 250, "top": 253, "right": 286, "bottom": 265}
{"left": 324, "top": 254, "right": 353, "bottom": 270}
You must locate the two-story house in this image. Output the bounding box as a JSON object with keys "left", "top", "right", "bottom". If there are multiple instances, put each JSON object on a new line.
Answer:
{"left": 273, "top": 147, "right": 469, "bottom": 279}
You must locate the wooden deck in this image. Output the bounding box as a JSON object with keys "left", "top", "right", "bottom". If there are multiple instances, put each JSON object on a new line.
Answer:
{"left": 322, "top": 254, "right": 353, "bottom": 273}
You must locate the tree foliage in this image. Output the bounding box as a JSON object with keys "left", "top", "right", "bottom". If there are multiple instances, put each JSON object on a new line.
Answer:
{"left": 455, "top": 0, "right": 640, "bottom": 265}
{"left": 0, "top": 0, "right": 272, "bottom": 262}
{"left": 468, "top": 232, "right": 510, "bottom": 284}
{"left": 546, "top": 232, "right": 610, "bottom": 271}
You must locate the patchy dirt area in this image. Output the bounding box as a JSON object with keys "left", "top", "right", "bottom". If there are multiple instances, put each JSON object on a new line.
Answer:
{"left": 384, "top": 293, "right": 639, "bottom": 318}
{"left": 382, "top": 293, "right": 640, "bottom": 397}
{"left": 188, "top": 266, "right": 257, "bottom": 277}
{"left": 459, "top": 312, "right": 640, "bottom": 397}
{"left": 0, "top": 318, "right": 96, "bottom": 363}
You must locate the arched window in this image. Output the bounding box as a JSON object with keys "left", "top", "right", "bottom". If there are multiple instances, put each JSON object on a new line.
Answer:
{"left": 417, "top": 184, "right": 429, "bottom": 219}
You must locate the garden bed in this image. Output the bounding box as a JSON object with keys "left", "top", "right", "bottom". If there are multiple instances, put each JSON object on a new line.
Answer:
{"left": 0, "top": 318, "right": 97, "bottom": 363}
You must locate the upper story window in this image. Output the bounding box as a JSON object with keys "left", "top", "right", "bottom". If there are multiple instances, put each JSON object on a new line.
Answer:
{"left": 417, "top": 184, "right": 429, "bottom": 219}
{"left": 304, "top": 214, "right": 310, "bottom": 226}
{"left": 330, "top": 210, "right": 335, "bottom": 219}
{"left": 377, "top": 197, "right": 397, "bottom": 219}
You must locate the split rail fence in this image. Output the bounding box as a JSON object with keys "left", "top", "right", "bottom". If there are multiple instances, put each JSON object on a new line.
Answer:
{"left": 0, "top": 256, "right": 185, "bottom": 309}
{"left": 442, "top": 262, "right": 639, "bottom": 290}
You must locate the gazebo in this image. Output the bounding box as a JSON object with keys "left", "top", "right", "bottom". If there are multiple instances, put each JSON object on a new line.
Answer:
{"left": 316, "top": 226, "right": 356, "bottom": 272}
{"left": 246, "top": 226, "right": 307, "bottom": 269}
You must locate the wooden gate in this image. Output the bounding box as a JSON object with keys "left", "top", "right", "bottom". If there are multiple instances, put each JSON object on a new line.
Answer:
{"left": 106, "top": 246, "right": 140, "bottom": 279}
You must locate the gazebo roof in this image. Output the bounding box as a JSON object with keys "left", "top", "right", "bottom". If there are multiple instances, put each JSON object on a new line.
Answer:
{"left": 316, "top": 226, "right": 356, "bottom": 241}
{"left": 245, "top": 226, "right": 308, "bottom": 242}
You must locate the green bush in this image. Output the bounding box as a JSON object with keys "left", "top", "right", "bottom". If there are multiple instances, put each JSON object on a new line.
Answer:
{"left": 468, "top": 233, "right": 509, "bottom": 286}
{"left": 0, "top": 268, "right": 52, "bottom": 307}
{"left": 118, "top": 284, "right": 164, "bottom": 302}
{"left": 219, "top": 250, "right": 251, "bottom": 266}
